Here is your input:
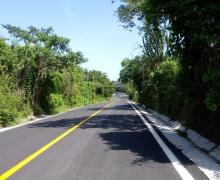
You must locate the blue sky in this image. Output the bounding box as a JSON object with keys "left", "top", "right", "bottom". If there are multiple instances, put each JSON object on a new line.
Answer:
{"left": 0, "top": 0, "right": 142, "bottom": 80}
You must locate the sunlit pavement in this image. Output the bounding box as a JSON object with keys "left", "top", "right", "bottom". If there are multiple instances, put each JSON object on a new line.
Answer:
{"left": 0, "top": 94, "right": 209, "bottom": 180}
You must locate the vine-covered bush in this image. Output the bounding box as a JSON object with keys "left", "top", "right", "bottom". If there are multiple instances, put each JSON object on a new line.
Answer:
{"left": 0, "top": 25, "right": 115, "bottom": 127}
{"left": 117, "top": 0, "right": 220, "bottom": 142}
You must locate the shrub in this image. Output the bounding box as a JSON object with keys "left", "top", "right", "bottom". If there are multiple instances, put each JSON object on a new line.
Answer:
{"left": 152, "top": 60, "right": 180, "bottom": 113}
{"left": 203, "top": 68, "right": 220, "bottom": 112}
{"left": 0, "top": 79, "right": 31, "bottom": 126}
{"left": 122, "top": 82, "right": 139, "bottom": 101}
{"left": 48, "top": 93, "right": 65, "bottom": 113}
{"left": 0, "top": 92, "right": 19, "bottom": 127}
{"left": 0, "top": 109, "right": 15, "bottom": 127}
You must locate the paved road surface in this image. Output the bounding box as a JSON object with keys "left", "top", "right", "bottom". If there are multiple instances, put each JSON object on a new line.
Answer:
{"left": 0, "top": 93, "right": 209, "bottom": 180}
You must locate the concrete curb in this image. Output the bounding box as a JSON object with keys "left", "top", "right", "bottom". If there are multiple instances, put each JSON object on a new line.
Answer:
{"left": 210, "top": 147, "right": 220, "bottom": 162}
{"left": 139, "top": 105, "right": 220, "bottom": 163}
{"left": 132, "top": 102, "right": 220, "bottom": 180}
{"left": 186, "top": 130, "right": 216, "bottom": 152}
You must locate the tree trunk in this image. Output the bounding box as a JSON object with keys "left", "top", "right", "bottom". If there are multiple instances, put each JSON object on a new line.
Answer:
{"left": 31, "top": 72, "right": 42, "bottom": 115}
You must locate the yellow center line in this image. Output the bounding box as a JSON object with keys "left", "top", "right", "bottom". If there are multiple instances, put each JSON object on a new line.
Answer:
{"left": 0, "top": 102, "right": 113, "bottom": 180}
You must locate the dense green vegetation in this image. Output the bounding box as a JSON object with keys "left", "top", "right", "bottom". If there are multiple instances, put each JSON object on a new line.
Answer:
{"left": 117, "top": 0, "right": 220, "bottom": 142}
{"left": 0, "top": 25, "right": 114, "bottom": 127}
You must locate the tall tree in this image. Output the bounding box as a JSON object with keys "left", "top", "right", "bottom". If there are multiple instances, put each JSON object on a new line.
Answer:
{"left": 3, "top": 25, "right": 86, "bottom": 114}
{"left": 116, "top": 0, "right": 220, "bottom": 139}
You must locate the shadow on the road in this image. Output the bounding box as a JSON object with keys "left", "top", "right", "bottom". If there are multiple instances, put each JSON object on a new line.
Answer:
{"left": 80, "top": 113, "right": 179, "bottom": 166}
{"left": 99, "top": 130, "right": 169, "bottom": 165}
{"left": 26, "top": 117, "right": 84, "bottom": 129}
{"left": 26, "top": 102, "right": 196, "bottom": 169}
{"left": 86, "top": 103, "right": 133, "bottom": 112}
{"left": 81, "top": 114, "right": 144, "bottom": 131}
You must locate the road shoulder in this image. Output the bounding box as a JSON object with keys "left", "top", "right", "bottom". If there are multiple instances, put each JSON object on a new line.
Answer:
{"left": 131, "top": 101, "right": 220, "bottom": 180}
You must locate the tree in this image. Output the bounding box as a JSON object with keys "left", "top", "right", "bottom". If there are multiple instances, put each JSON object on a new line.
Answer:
{"left": 0, "top": 24, "right": 113, "bottom": 126}
{"left": 116, "top": 0, "right": 220, "bottom": 141}
{"left": 3, "top": 25, "right": 86, "bottom": 114}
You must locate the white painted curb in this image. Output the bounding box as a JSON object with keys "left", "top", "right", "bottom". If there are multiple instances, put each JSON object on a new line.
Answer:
{"left": 129, "top": 101, "right": 195, "bottom": 180}
{"left": 210, "top": 147, "right": 220, "bottom": 162}
{"left": 147, "top": 108, "right": 217, "bottom": 154}
{"left": 132, "top": 102, "right": 220, "bottom": 180}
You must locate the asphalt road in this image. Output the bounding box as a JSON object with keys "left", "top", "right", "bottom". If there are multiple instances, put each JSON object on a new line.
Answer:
{"left": 0, "top": 94, "right": 209, "bottom": 180}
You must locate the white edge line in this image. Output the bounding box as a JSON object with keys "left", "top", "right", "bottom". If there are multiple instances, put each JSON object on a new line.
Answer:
{"left": 129, "top": 101, "right": 195, "bottom": 180}
{"left": 0, "top": 101, "right": 107, "bottom": 133}
{"left": 0, "top": 106, "right": 84, "bottom": 133}
{"left": 139, "top": 105, "right": 217, "bottom": 180}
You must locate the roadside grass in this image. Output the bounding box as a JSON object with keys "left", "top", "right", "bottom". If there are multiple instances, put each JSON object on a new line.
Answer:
{"left": 2, "top": 97, "right": 111, "bottom": 129}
